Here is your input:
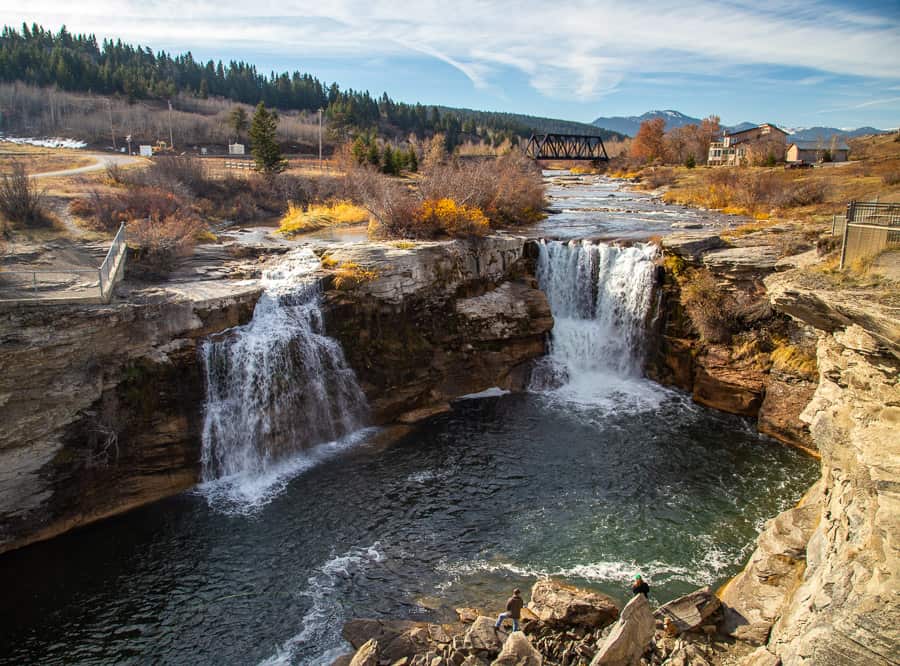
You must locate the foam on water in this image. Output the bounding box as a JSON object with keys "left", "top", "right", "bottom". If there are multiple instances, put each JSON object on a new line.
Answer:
{"left": 530, "top": 239, "right": 664, "bottom": 408}
{"left": 258, "top": 544, "right": 385, "bottom": 666}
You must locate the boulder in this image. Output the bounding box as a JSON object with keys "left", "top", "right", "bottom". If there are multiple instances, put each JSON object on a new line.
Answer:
{"left": 491, "top": 631, "right": 542, "bottom": 666}
{"left": 348, "top": 639, "right": 379, "bottom": 666}
{"left": 455, "top": 608, "right": 481, "bottom": 624}
{"left": 528, "top": 579, "right": 619, "bottom": 630}
{"left": 463, "top": 616, "right": 504, "bottom": 655}
{"left": 342, "top": 619, "right": 452, "bottom": 663}
{"left": 590, "top": 593, "right": 655, "bottom": 665}
{"left": 654, "top": 587, "right": 721, "bottom": 634}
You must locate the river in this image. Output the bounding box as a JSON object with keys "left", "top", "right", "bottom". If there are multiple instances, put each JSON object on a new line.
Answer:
{"left": 0, "top": 173, "right": 816, "bottom": 666}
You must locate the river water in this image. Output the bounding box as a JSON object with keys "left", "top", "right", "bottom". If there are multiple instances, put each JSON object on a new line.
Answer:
{"left": 0, "top": 174, "right": 817, "bottom": 666}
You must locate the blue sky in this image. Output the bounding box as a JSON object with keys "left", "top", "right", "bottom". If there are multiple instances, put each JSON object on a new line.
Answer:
{"left": 4, "top": 1, "right": 900, "bottom": 128}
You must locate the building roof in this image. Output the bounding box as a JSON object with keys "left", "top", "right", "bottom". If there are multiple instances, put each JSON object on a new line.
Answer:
{"left": 725, "top": 123, "right": 788, "bottom": 137}
{"left": 788, "top": 140, "right": 850, "bottom": 151}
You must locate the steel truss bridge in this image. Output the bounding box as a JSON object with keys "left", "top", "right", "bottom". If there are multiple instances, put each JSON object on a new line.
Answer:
{"left": 524, "top": 133, "right": 610, "bottom": 161}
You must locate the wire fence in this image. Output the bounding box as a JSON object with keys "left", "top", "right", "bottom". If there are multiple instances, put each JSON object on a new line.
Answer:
{"left": 840, "top": 202, "right": 900, "bottom": 268}
{"left": 0, "top": 223, "right": 127, "bottom": 304}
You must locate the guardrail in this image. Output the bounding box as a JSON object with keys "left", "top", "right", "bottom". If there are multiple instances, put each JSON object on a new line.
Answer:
{"left": 0, "top": 222, "right": 127, "bottom": 304}
{"left": 839, "top": 202, "right": 900, "bottom": 269}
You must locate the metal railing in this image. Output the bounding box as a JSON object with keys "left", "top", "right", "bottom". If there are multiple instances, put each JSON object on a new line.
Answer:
{"left": 98, "top": 222, "right": 128, "bottom": 301}
{"left": 839, "top": 202, "right": 900, "bottom": 269}
{"left": 0, "top": 223, "right": 127, "bottom": 304}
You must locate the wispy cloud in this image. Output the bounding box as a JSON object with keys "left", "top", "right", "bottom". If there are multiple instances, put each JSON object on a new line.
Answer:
{"left": 4, "top": 0, "right": 899, "bottom": 102}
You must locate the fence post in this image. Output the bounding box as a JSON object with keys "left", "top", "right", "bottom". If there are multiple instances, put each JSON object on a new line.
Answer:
{"left": 839, "top": 202, "right": 854, "bottom": 269}
{"left": 99, "top": 268, "right": 104, "bottom": 299}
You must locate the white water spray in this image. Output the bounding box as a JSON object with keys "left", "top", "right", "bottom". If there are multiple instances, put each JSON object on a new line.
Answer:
{"left": 200, "top": 249, "right": 368, "bottom": 487}
{"left": 532, "top": 239, "right": 659, "bottom": 398}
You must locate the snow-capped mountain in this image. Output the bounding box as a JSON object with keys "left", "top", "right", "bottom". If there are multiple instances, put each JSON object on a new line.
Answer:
{"left": 592, "top": 110, "right": 889, "bottom": 141}
{"left": 590, "top": 110, "right": 701, "bottom": 136}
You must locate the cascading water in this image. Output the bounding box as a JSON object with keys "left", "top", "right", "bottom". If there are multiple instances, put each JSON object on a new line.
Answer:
{"left": 531, "top": 239, "right": 659, "bottom": 398}
{"left": 200, "top": 249, "right": 368, "bottom": 497}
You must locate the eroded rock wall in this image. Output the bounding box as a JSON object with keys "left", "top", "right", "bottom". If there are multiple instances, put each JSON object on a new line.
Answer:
{"left": 648, "top": 233, "right": 818, "bottom": 452}
{"left": 320, "top": 237, "right": 552, "bottom": 422}
{"left": 765, "top": 329, "right": 899, "bottom": 665}
{"left": 0, "top": 283, "right": 261, "bottom": 554}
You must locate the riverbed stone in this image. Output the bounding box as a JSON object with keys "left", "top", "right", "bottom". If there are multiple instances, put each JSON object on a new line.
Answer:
{"left": 528, "top": 579, "right": 619, "bottom": 630}
{"left": 490, "top": 631, "right": 542, "bottom": 666}
{"left": 463, "top": 617, "right": 504, "bottom": 655}
{"left": 590, "top": 593, "right": 654, "bottom": 665}
{"left": 655, "top": 586, "right": 721, "bottom": 634}
{"left": 349, "top": 638, "right": 379, "bottom": 666}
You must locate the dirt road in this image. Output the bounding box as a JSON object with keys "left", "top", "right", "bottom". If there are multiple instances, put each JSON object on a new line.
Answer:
{"left": 30, "top": 152, "right": 144, "bottom": 179}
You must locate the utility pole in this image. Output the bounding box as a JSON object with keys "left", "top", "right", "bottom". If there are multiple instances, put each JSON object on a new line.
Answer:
{"left": 167, "top": 100, "right": 175, "bottom": 151}
{"left": 107, "top": 98, "right": 117, "bottom": 150}
{"left": 318, "top": 108, "right": 323, "bottom": 169}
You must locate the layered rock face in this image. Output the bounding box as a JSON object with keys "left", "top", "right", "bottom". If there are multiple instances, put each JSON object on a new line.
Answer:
{"left": 0, "top": 237, "right": 550, "bottom": 553}
{"left": 765, "top": 330, "right": 899, "bottom": 665}
{"left": 0, "top": 282, "right": 261, "bottom": 554}
{"left": 320, "top": 238, "right": 552, "bottom": 423}
{"left": 649, "top": 232, "right": 818, "bottom": 451}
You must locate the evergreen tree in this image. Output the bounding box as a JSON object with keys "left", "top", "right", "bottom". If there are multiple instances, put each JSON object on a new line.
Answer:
{"left": 406, "top": 146, "right": 418, "bottom": 173}
{"left": 229, "top": 106, "right": 248, "bottom": 141}
{"left": 249, "top": 102, "right": 285, "bottom": 174}
{"left": 381, "top": 145, "right": 396, "bottom": 175}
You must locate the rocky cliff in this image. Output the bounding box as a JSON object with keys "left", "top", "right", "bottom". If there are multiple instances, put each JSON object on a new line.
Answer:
{"left": 319, "top": 237, "right": 552, "bottom": 423}
{"left": 721, "top": 285, "right": 899, "bottom": 665}
{"left": 648, "top": 232, "right": 820, "bottom": 453}
{"left": 0, "top": 236, "right": 550, "bottom": 553}
{"left": 0, "top": 281, "right": 262, "bottom": 554}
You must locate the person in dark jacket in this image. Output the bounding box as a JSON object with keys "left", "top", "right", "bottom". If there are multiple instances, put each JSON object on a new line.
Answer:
{"left": 494, "top": 588, "right": 524, "bottom": 632}
{"left": 631, "top": 574, "right": 650, "bottom": 597}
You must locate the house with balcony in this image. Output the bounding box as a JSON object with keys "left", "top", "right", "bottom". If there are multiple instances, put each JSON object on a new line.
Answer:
{"left": 708, "top": 123, "right": 789, "bottom": 166}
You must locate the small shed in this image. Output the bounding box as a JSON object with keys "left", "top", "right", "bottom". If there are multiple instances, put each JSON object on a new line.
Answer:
{"left": 786, "top": 141, "right": 850, "bottom": 164}
{"left": 139, "top": 145, "right": 153, "bottom": 157}
{"left": 228, "top": 143, "right": 245, "bottom": 155}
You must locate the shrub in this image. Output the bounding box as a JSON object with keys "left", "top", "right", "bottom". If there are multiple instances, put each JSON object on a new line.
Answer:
{"left": 0, "top": 162, "right": 50, "bottom": 227}
{"left": 642, "top": 167, "right": 677, "bottom": 189}
{"left": 417, "top": 198, "right": 490, "bottom": 237}
{"left": 679, "top": 268, "right": 740, "bottom": 343}
{"left": 128, "top": 212, "right": 205, "bottom": 276}
{"left": 882, "top": 171, "right": 900, "bottom": 185}
{"left": 278, "top": 200, "right": 369, "bottom": 236}
{"left": 148, "top": 155, "right": 208, "bottom": 195}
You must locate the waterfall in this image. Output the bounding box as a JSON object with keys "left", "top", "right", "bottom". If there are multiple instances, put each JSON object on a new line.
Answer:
{"left": 532, "top": 239, "right": 658, "bottom": 395}
{"left": 200, "top": 249, "right": 367, "bottom": 485}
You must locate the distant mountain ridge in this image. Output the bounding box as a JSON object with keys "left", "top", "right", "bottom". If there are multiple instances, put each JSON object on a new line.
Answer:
{"left": 591, "top": 109, "right": 889, "bottom": 142}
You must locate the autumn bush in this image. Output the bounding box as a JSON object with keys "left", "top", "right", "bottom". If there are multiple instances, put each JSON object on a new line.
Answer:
{"left": 416, "top": 198, "right": 490, "bottom": 237}
{"left": 679, "top": 268, "right": 741, "bottom": 343}
{"left": 0, "top": 162, "right": 51, "bottom": 227}
{"left": 128, "top": 212, "right": 205, "bottom": 276}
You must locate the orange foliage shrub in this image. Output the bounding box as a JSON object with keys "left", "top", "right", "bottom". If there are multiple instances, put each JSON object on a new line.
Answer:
{"left": 416, "top": 198, "right": 490, "bottom": 237}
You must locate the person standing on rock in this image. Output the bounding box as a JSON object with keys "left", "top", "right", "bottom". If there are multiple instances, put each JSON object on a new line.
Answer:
{"left": 631, "top": 574, "right": 650, "bottom": 597}
{"left": 494, "top": 588, "right": 524, "bottom": 632}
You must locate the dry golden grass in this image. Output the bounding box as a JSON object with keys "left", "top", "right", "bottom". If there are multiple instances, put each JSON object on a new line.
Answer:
{"left": 0, "top": 144, "right": 95, "bottom": 176}
{"left": 389, "top": 240, "right": 417, "bottom": 249}
{"left": 331, "top": 261, "right": 378, "bottom": 289}
{"left": 770, "top": 344, "right": 818, "bottom": 380}
{"left": 278, "top": 200, "right": 370, "bottom": 236}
